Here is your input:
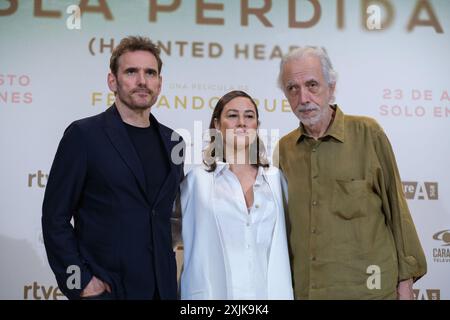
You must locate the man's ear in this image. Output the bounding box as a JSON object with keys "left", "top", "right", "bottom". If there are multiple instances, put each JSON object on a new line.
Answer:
{"left": 107, "top": 72, "right": 117, "bottom": 93}
{"left": 329, "top": 83, "right": 336, "bottom": 95}
{"left": 329, "top": 83, "right": 336, "bottom": 103}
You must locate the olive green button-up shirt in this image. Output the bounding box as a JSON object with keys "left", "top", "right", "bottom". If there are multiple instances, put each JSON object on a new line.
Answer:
{"left": 276, "top": 105, "right": 427, "bottom": 300}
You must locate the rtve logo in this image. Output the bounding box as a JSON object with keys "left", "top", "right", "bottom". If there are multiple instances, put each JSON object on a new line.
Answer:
{"left": 23, "top": 282, "right": 64, "bottom": 300}
{"left": 402, "top": 181, "right": 438, "bottom": 200}
{"left": 413, "top": 289, "right": 440, "bottom": 300}
{"left": 28, "top": 170, "right": 48, "bottom": 188}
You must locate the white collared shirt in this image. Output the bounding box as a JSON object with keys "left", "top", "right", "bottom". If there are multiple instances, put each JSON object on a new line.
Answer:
{"left": 213, "top": 163, "right": 276, "bottom": 300}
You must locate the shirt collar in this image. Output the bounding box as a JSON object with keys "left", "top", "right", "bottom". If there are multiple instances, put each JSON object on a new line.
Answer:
{"left": 296, "top": 104, "right": 345, "bottom": 143}
{"left": 214, "top": 161, "right": 269, "bottom": 184}
{"left": 255, "top": 166, "right": 268, "bottom": 186}
{"left": 214, "top": 161, "right": 229, "bottom": 177}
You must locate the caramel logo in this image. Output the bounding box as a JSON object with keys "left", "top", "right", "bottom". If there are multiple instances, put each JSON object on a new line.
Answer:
{"left": 433, "top": 230, "right": 450, "bottom": 246}
{"left": 413, "top": 289, "right": 440, "bottom": 300}
{"left": 432, "top": 230, "right": 450, "bottom": 263}
{"left": 402, "top": 181, "right": 438, "bottom": 200}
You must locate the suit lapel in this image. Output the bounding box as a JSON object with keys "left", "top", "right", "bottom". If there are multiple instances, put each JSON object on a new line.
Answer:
{"left": 103, "top": 105, "right": 148, "bottom": 198}
{"left": 149, "top": 113, "right": 178, "bottom": 208}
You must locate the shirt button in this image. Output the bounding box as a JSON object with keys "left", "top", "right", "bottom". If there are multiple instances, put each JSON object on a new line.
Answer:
{"left": 311, "top": 256, "right": 316, "bottom": 261}
{"left": 312, "top": 148, "right": 317, "bottom": 152}
{"left": 246, "top": 222, "right": 250, "bottom": 227}
{"left": 312, "top": 201, "right": 317, "bottom": 206}
{"left": 313, "top": 174, "right": 318, "bottom": 179}
{"left": 152, "top": 209, "right": 156, "bottom": 216}
{"left": 255, "top": 204, "right": 260, "bottom": 209}
{"left": 312, "top": 228, "right": 317, "bottom": 234}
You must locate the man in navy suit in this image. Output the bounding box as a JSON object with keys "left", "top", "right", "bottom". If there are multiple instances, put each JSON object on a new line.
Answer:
{"left": 42, "top": 36, "right": 184, "bottom": 300}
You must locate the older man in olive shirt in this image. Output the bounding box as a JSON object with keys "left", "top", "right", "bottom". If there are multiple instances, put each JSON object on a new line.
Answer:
{"left": 275, "top": 47, "right": 427, "bottom": 300}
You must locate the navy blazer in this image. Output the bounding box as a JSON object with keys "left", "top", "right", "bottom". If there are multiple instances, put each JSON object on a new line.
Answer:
{"left": 42, "top": 105, "right": 184, "bottom": 299}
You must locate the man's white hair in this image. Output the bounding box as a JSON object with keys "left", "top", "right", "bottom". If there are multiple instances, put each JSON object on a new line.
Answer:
{"left": 277, "top": 46, "right": 337, "bottom": 92}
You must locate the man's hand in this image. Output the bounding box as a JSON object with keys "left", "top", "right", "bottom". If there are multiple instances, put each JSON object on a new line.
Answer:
{"left": 80, "top": 276, "right": 111, "bottom": 298}
{"left": 397, "top": 278, "right": 414, "bottom": 300}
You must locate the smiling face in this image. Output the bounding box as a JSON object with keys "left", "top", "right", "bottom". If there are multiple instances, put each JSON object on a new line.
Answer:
{"left": 281, "top": 54, "right": 335, "bottom": 127}
{"left": 107, "top": 50, "right": 162, "bottom": 111}
{"left": 214, "top": 96, "right": 259, "bottom": 152}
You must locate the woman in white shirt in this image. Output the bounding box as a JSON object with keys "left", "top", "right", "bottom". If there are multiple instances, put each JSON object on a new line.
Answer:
{"left": 180, "top": 90, "right": 293, "bottom": 300}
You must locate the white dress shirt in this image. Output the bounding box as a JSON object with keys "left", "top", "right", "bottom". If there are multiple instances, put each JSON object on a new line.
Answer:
{"left": 180, "top": 162, "right": 294, "bottom": 300}
{"left": 214, "top": 164, "right": 275, "bottom": 299}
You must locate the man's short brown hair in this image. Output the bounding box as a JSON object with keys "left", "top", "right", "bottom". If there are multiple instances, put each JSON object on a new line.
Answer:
{"left": 110, "top": 36, "right": 162, "bottom": 76}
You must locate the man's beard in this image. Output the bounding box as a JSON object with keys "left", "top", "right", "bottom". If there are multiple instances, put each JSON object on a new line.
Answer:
{"left": 296, "top": 102, "right": 326, "bottom": 127}
{"left": 118, "top": 86, "right": 156, "bottom": 110}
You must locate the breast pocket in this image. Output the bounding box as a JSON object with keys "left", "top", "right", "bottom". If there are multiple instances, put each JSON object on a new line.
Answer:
{"left": 332, "top": 179, "right": 369, "bottom": 220}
